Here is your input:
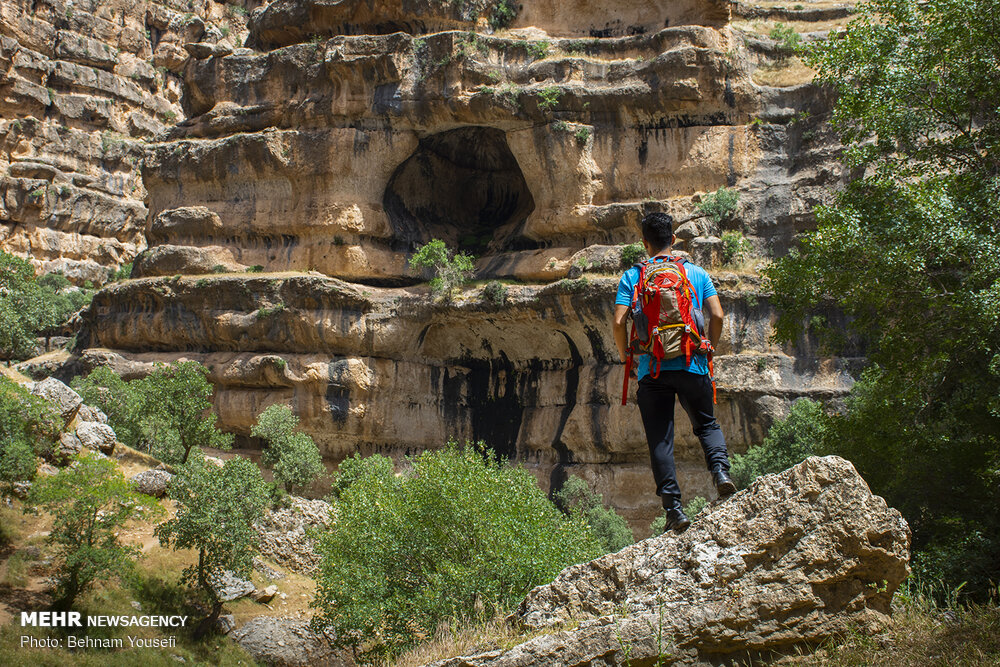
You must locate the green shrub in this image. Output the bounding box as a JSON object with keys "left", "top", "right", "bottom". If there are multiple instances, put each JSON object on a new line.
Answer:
{"left": 0, "top": 377, "right": 60, "bottom": 489}
{"left": 211, "top": 264, "right": 226, "bottom": 273}
{"left": 620, "top": 242, "right": 646, "bottom": 268}
{"left": 113, "top": 263, "right": 132, "bottom": 281}
{"left": 481, "top": 280, "right": 508, "bottom": 306}
{"left": 527, "top": 40, "right": 550, "bottom": 60}
{"left": 697, "top": 187, "right": 740, "bottom": 224}
{"left": 554, "top": 476, "right": 633, "bottom": 554}
{"left": 312, "top": 444, "right": 602, "bottom": 662}
{"left": 729, "top": 399, "right": 827, "bottom": 489}
{"left": 156, "top": 454, "right": 268, "bottom": 637}
{"left": 721, "top": 230, "right": 754, "bottom": 265}
{"left": 29, "top": 452, "right": 162, "bottom": 610}
{"left": 769, "top": 23, "right": 802, "bottom": 58}
{"left": 251, "top": 404, "right": 324, "bottom": 493}
{"left": 72, "top": 362, "right": 233, "bottom": 464}
{"left": 489, "top": 0, "right": 517, "bottom": 31}
{"left": 409, "top": 239, "right": 475, "bottom": 300}
{"left": 246, "top": 264, "right": 264, "bottom": 273}
{"left": 684, "top": 496, "right": 708, "bottom": 518}
{"left": 536, "top": 86, "right": 562, "bottom": 112}
{"left": 574, "top": 126, "right": 591, "bottom": 145}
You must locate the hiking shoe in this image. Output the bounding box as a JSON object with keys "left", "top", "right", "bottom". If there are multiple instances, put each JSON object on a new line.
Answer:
{"left": 713, "top": 468, "right": 737, "bottom": 498}
{"left": 664, "top": 507, "right": 691, "bottom": 534}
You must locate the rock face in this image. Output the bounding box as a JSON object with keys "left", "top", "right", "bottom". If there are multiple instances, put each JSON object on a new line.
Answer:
{"left": 230, "top": 616, "right": 347, "bottom": 667}
{"left": 7, "top": 0, "right": 859, "bottom": 528}
{"left": 254, "top": 496, "right": 332, "bottom": 574}
{"left": 424, "top": 456, "right": 911, "bottom": 666}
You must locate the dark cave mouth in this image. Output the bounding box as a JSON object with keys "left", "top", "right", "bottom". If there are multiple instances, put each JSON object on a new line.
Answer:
{"left": 382, "top": 127, "right": 537, "bottom": 256}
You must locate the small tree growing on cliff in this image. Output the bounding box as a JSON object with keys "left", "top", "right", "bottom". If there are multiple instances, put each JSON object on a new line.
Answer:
{"left": 29, "top": 452, "right": 162, "bottom": 610}
{"left": 155, "top": 454, "right": 268, "bottom": 638}
{"left": 251, "top": 404, "right": 325, "bottom": 494}
{"left": 409, "top": 239, "right": 475, "bottom": 301}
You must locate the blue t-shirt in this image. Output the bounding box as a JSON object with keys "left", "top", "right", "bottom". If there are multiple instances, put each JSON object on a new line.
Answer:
{"left": 616, "top": 257, "right": 717, "bottom": 379}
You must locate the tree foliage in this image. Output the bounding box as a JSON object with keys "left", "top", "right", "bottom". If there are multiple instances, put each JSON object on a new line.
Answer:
{"left": 73, "top": 362, "right": 233, "bottom": 464}
{"left": 154, "top": 454, "right": 268, "bottom": 637}
{"left": 312, "top": 444, "right": 602, "bottom": 662}
{"left": 554, "top": 475, "right": 634, "bottom": 554}
{"left": 0, "top": 252, "right": 94, "bottom": 360}
{"left": 408, "top": 239, "right": 475, "bottom": 300}
{"left": 729, "top": 399, "right": 827, "bottom": 489}
{"left": 767, "top": 0, "right": 1000, "bottom": 597}
{"left": 28, "top": 453, "right": 162, "bottom": 610}
{"left": 0, "top": 376, "right": 60, "bottom": 489}
{"left": 251, "top": 404, "right": 324, "bottom": 493}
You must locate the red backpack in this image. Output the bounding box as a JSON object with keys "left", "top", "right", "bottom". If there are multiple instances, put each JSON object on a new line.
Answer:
{"left": 621, "top": 255, "right": 715, "bottom": 405}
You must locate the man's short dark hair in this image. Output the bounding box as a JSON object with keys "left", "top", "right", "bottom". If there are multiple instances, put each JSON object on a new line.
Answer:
{"left": 641, "top": 212, "right": 674, "bottom": 249}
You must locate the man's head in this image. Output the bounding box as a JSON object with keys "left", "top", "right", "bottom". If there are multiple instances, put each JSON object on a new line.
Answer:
{"left": 641, "top": 212, "right": 675, "bottom": 253}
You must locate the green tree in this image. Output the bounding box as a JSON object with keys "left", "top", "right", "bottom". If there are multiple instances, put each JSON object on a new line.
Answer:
{"left": 729, "top": 399, "right": 827, "bottom": 489}
{"left": 408, "top": 239, "right": 475, "bottom": 300}
{"left": 0, "top": 376, "right": 60, "bottom": 490}
{"left": 28, "top": 453, "right": 162, "bottom": 610}
{"left": 312, "top": 443, "right": 602, "bottom": 662}
{"left": 767, "top": 0, "right": 1000, "bottom": 597}
{"left": 554, "top": 475, "right": 634, "bottom": 554}
{"left": 250, "top": 404, "right": 324, "bottom": 493}
{"left": 0, "top": 251, "right": 46, "bottom": 360}
{"left": 73, "top": 362, "right": 233, "bottom": 464}
{"left": 155, "top": 454, "right": 269, "bottom": 638}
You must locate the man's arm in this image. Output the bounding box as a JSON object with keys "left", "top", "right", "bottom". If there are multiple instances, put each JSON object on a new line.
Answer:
{"left": 705, "top": 295, "right": 724, "bottom": 349}
{"left": 613, "top": 304, "right": 630, "bottom": 362}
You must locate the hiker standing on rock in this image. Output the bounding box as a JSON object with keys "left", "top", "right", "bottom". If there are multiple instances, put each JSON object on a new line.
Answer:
{"left": 612, "top": 212, "right": 736, "bottom": 534}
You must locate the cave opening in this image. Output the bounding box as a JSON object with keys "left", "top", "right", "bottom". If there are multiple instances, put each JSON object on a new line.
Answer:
{"left": 382, "top": 127, "right": 537, "bottom": 256}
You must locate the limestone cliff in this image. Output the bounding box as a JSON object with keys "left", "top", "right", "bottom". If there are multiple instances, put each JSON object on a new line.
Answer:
{"left": 5, "top": 0, "right": 859, "bottom": 531}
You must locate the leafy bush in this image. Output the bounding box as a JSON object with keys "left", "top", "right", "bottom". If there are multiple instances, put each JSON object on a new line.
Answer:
{"left": 28, "top": 452, "right": 162, "bottom": 610}
{"left": 246, "top": 265, "right": 264, "bottom": 273}
{"left": 251, "top": 404, "right": 324, "bottom": 493}
{"left": 721, "top": 230, "right": 754, "bottom": 265}
{"left": 729, "top": 399, "right": 827, "bottom": 489}
{"left": 112, "top": 263, "right": 132, "bottom": 281}
{"left": 574, "top": 126, "right": 591, "bottom": 145}
{"left": 73, "top": 362, "right": 233, "bottom": 464}
{"left": 312, "top": 444, "right": 602, "bottom": 662}
{"left": 481, "top": 280, "right": 508, "bottom": 306}
{"left": 769, "top": 23, "right": 802, "bottom": 58}
{"left": 0, "top": 376, "right": 60, "bottom": 489}
{"left": 554, "top": 475, "right": 633, "bottom": 554}
{"left": 409, "top": 239, "right": 475, "bottom": 300}
{"left": 489, "top": 0, "right": 517, "bottom": 31}
{"left": 536, "top": 86, "right": 562, "bottom": 112}
{"left": 684, "top": 496, "right": 708, "bottom": 518}
{"left": 697, "top": 187, "right": 740, "bottom": 224}
{"left": 620, "top": 242, "right": 646, "bottom": 268}
{"left": 155, "top": 454, "right": 268, "bottom": 637}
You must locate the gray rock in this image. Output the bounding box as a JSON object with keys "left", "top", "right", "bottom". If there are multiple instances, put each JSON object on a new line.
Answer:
{"left": 12, "top": 481, "right": 31, "bottom": 499}
{"left": 253, "top": 557, "right": 286, "bottom": 581}
{"left": 211, "top": 570, "right": 255, "bottom": 602}
{"left": 75, "top": 421, "right": 117, "bottom": 455}
{"left": 58, "top": 431, "right": 83, "bottom": 461}
{"left": 131, "top": 469, "right": 173, "bottom": 498}
{"left": 423, "top": 456, "right": 910, "bottom": 667}
{"left": 230, "top": 616, "right": 346, "bottom": 667}
{"left": 216, "top": 614, "right": 236, "bottom": 635}
{"left": 29, "top": 377, "right": 82, "bottom": 425}
{"left": 77, "top": 404, "right": 108, "bottom": 424}
{"left": 254, "top": 497, "right": 332, "bottom": 574}
{"left": 251, "top": 585, "right": 278, "bottom": 604}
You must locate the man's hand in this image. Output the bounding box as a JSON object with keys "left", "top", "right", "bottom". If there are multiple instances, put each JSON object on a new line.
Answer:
{"left": 705, "top": 295, "right": 724, "bottom": 350}
{"left": 613, "top": 304, "right": 630, "bottom": 362}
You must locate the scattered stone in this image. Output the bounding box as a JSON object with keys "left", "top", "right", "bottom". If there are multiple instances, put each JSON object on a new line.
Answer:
{"left": 131, "top": 469, "right": 174, "bottom": 498}
{"left": 77, "top": 404, "right": 108, "bottom": 424}
{"left": 75, "top": 421, "right": 117, "bottom": 455}
{"left": 216, "top": 614, "right": 236, "bottom": 635}
{"left": 254, "top": 497, "right": 332, "bottom": 575}
{"left": 251, "top": 585, "right": 278, "bottom": 604}
{"left": 37, "top": 463, "right": 59, "bottom": 477}
{"left": 211, "top": 570, "right": 255, "bottom": 602}
{"left": 29, "top": 377, "right": 82, "bottom": 425}
{"left": 204, "top": 455, "right": 225, "bottom": 468}
{"left": 254, "top": 557, "right": 287, "bottom": 581}
{"left": 423, "top": 456, "right": 910, "bottom": 667}
{"left": 12, "top": 481, "right": 31, "bottom": 499}
{"left": 230, "top": 616, "right": 346, "bottom": 667}
{"left": 131, "top": 601, "right": 142, "bottom": 611}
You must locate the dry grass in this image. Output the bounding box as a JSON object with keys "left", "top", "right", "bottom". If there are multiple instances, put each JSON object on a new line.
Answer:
{"left": 752, "top": 57, "right": 817, "bottom": 86}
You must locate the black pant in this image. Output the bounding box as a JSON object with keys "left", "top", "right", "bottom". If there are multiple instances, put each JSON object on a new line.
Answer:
{"left": 636, "top": 370, "right": 729, "bottom": 503}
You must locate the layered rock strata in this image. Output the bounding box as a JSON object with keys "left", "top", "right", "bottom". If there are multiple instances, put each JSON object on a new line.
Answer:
{"left": 424, "top": 456, "right": 911, "bottom": 666}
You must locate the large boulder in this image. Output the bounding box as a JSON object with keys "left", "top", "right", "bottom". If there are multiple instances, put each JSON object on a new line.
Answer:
{"left": 28, "top": 377, "right": 82, "bottom": 425}
{"left": 254, "top": 497, "right": 332, "bottom": 574}
{"left": 210, "top": 570, "right": 255, "bottom": 602}
{"left": 424, "top": 456, "right": 911, "bottom": 667}
{"left": 230, "top": 616, "right": 347, "bottom": 667}
{"left": 75, "top": 421, "right": 117, "bottom": 455}
{"left": 131, "top": 469, "right": 174, "bottom": 498}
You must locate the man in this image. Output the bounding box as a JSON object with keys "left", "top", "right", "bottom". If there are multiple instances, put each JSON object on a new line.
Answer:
{"left": 612, "top": 212, "right": 735, "bottom": 534}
